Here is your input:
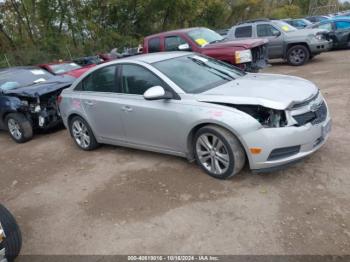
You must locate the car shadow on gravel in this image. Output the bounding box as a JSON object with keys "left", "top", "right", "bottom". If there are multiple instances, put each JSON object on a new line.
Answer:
{"left": 79, "top": 144, "right": 290, "bottom": 224}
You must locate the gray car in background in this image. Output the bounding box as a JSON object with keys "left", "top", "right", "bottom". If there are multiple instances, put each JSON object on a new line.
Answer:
{"left": 226, "top": 19, "right": 332, "bottom": 66}
{"left": 59, "top": 52, "right": 331, "bottom": 179}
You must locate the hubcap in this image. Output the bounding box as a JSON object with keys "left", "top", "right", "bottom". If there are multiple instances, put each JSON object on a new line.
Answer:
{"left": 8, "top": 118, "right": 22, "bottom": 140}
{"left": 290, "top": 48, "right": 306, "bottom": 64}
{"left": 72, "top": 120, "right": 90, "bottom": 149}
{"left": 196, "top": 133, "right": 230, "bottom": 175}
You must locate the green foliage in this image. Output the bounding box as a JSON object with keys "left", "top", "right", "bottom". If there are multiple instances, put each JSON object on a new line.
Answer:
{"left": 270, "top": 4, "right": 301, "bottom": 19}
{"left": 0, "top": 0, "right": 348, "bottom": 66}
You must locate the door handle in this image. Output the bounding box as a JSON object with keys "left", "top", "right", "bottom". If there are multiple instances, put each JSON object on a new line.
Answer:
{"left": 121, "top": 106, "right": 133, "bottom": 112}
{"left": 84, "top": 100, "right": 95, "bottom": 106}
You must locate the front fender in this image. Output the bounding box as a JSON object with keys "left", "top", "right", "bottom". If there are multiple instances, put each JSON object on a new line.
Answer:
{"left": 183, "top": 103, "right": 262, "bottom": 161}
{"left": 0, "top": 95, "right": 22, "bottom": 111}
{"left": 0, "top": 96, "right": 22, "bottom": 128}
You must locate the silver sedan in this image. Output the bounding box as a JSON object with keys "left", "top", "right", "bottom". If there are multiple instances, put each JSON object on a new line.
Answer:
{"left": 58, "top": 52, "right": 331, "bottom": 179}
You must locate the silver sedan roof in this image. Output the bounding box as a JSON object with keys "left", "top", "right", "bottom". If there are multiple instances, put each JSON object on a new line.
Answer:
{"left": 120, "top": 51, "right": 192, "bottom": 64}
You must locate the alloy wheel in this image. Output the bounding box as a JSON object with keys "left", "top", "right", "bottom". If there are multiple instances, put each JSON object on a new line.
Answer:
{"left": 289, "top": 48, "right": 306, "bottom": 64}
{"left": 196, "top": 133, "right": 230, "bottom": 175}
{"left": 72, "top": 120, "right": 91, "bottom": 149}
{"left": 7, "top": 118, "right": 22, "bottom": 140}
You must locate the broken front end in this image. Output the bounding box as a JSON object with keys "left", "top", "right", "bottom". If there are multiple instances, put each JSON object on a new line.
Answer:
{"left": 18, "top": 89, "right": 64, "bottom": 130}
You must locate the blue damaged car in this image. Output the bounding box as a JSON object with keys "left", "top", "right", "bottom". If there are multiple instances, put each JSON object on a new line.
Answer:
{"left": 0, "top": 67, "right": 74, "bottom": 143}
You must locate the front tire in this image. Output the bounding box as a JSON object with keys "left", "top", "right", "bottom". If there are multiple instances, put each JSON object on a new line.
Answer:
{"left": 5, "top": 113, "right": 33, "bottom": 143}
{"left": 69, "top": 116, "right": 99, "bottom": 150}
{"left": 286, "top": 45, "right": 310, "bottom": 66}
{"left": 194, "top": 125, "right": 246, "bottom": 179}
{"left": 0, "top": 204, "right": 22, "bottom": 261}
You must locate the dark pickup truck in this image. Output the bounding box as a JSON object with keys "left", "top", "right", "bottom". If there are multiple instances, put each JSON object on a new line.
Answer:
{"left": 142, "top": 27, "right": 268, "bottom": 72}
{"left": 0, "top": 67, "right": 74, "bottom": 143}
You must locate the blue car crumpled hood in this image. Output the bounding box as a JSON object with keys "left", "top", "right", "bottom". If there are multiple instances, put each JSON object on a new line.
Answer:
{"left": 3, "top": 75, "right": 75, "bottom": 97}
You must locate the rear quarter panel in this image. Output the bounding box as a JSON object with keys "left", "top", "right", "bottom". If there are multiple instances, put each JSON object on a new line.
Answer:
{"left": 59, "top": 89, "right": 85, "bottom": 129}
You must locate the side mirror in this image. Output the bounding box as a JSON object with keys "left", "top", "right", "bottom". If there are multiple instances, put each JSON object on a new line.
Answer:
{"left": 178, "top": 43, "right": 191, "bottom": 51}
{"left": 143, "top": 86, "right": 173, "bottom": 100}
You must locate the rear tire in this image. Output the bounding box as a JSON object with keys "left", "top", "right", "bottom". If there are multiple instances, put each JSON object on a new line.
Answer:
{"left": 69, "top": 116, "right": 99, "bottom": 150}
{"left": 0, "top": 204, "right": 22, "bottom": 261}
{"left": 5, "top": 113, "right": 33, "bottom": 143}
{"left": 286, "top": 45, "right": 310, "bottom": 66}
{"left": 194, "top": 125, "right": 246, "bottom": 179}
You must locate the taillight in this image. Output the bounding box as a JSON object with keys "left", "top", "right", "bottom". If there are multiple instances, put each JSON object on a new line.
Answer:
{"left": 57, "top": 95, "right": 62, "bottom": 105}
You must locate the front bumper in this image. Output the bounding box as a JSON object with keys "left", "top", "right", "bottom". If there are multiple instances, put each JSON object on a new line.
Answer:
{"left": 309, "top": 39, "right": 333, "bottom": 54}
{"left": 30, "top": 108, "right": 62, "bottom": 130}
{"left": 242, "top": 115, "right": 331, "bottom": 171}
{"left": 244, "top": 43, "right": 269, "bottom": 72}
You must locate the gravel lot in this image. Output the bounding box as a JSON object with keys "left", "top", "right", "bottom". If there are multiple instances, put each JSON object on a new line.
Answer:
{"left": 1, "top": 50, "right": 350, "bottom": 255}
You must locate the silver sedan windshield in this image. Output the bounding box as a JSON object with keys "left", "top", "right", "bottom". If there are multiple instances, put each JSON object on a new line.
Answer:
{"left": 153, "top": 54, "right": 246, "bottom": 93}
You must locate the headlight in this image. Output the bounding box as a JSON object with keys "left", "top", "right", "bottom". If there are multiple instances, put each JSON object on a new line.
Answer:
{"left": 29, "top": 104, "right": 41, "bottom": 113}
{"left": 34, "top": 105, "right": 41, "bottom": 113}
{"left": 234, "top": 105, "right": 287, "bottom": 128}
{"left": 314, "top": 34, "right": 323, "bottom": 41}
{"left": 235, "top": 49, "right": 252, "bottom": 64}
{"left": 20, "top": 100, "right": 29, "bottom": 107}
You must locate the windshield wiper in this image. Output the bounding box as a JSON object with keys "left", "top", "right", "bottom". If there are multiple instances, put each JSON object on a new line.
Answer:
{"left": 188, "top": 57, "right": 236, "bottom": 81}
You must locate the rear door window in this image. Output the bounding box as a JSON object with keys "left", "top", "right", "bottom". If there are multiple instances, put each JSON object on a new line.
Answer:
{"left": 77, "top": 65, "right": 118, "bottom": 92}
{"left": 257, "top": 24, "right": 280, "bottom": 37}
{"left": 234, "top": 26, "right": 252, "bottom": 38}
{"left": 148, "top": 37, "right": 161, "bottom": 53}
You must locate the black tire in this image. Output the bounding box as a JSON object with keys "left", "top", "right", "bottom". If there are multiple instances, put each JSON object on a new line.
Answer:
{"left": 5, "top": 113, "right": 33, "bottom": 143}
{"left": 69, "top": 115, "right": 99, "bottom": 151}
{"left": 286, "top": 45, "right": 310, "bottom": 66}
{"left": 194, "top": 125, "right": 246, "bottom": 179}
{"left": 0, "top": 204, "right": 22, "bottom": 261}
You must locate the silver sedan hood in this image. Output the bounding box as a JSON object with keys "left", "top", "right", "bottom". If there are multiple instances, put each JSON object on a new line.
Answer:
{"left": 197, "top": 73, "right": 319, "bottom": 110}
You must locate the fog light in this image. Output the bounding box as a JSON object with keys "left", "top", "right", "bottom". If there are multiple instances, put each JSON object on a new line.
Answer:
{"left": 250, "top": 147, "right": 262, "bottom": 154}
{"left": 38, "top": 116, "right": 45, "bottom": 127}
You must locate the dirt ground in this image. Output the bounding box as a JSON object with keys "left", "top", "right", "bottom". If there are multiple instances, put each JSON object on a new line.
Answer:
{"left": 1, "top": 50, "right": 350, "bottom": 255}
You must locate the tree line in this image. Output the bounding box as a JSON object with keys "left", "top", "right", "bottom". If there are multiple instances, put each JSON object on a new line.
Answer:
{"left": 0, "top": 0, "right": 349, "bottom": 67}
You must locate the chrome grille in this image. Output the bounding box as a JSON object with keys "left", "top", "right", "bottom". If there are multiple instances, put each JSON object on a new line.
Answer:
{"left": 293, "top": 101, "right": 327, "bottom": 126}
